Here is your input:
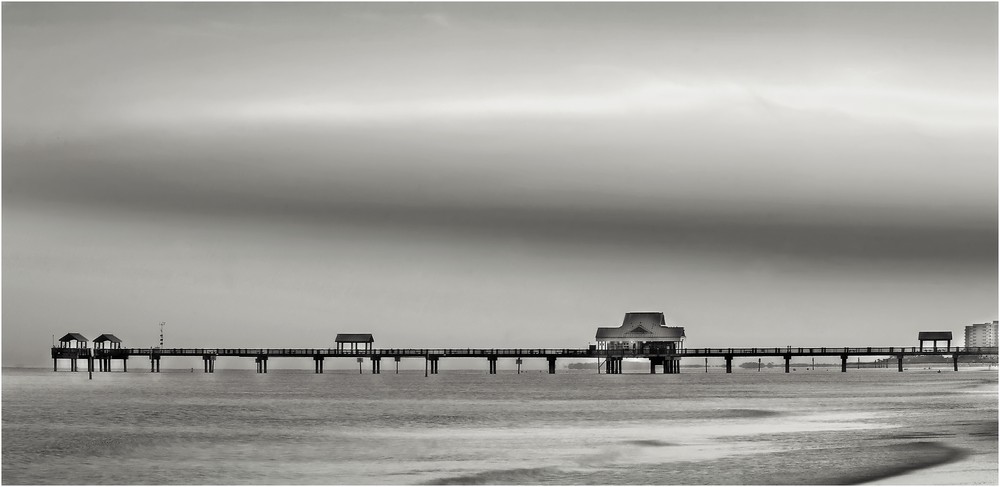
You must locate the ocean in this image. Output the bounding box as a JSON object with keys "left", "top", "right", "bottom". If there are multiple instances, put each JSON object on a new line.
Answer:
{"left": 2, "top": 366, "right": 997, "bottom": 485}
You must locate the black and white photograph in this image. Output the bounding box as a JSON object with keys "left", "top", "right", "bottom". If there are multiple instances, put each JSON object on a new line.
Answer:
{"left": 2, "top": 2, "right": 998, "bottom": 485}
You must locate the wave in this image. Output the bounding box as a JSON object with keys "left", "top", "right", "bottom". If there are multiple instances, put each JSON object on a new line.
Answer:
{"left": 839, "top": 441, "right": 969, "bottom": 484}
{"left": 622, "top": 439, "right": 675, "bottom": 447}
{"left": 422, "top": 466, "right": 569, "bottom": 485}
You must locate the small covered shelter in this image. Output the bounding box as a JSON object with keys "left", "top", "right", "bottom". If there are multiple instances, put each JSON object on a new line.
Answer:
{"left": 595, "top": 312, "right": 685, "bottom": 353}
{"left": 58, "top": 333, "right": 89, "bottom": 349}
{"left": 93, "top": 334, "right": 123, "bottom": 349}
{"left": 918, "top": 331, "right": 952, "bottom": 350}
{"left": 335, "top": 333, "right": 374, "bottom": 352}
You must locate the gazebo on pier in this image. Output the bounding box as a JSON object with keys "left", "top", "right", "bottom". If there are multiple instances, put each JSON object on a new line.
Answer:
{"left": 93, "top": 334, "right": 123, "bottom": 349}
{"left": 58, "top": 333, "right": 89, "bottom": 349}
{"left": 918, "top": 331, "right": 952, "bottom": 351}
{"left": 335, "top": 334, "right": 374, "bottom": 352}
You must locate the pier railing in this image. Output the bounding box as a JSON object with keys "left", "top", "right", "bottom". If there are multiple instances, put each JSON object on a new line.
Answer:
{"left": 64, "top": 346, "right": 1000, "bottom": 358}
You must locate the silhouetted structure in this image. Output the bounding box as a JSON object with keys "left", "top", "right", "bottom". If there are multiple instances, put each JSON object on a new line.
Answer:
{"left": 918, "top": 331, "right": 952, "bottom": 350}
{"left": 336, "top": 334, "right": 374, "bottom": 352}
{"left": 58, "top": 333, "right": 89, "bottom": 349}
{"left": 93, "top": 334, "right": 122, "bottom": 349}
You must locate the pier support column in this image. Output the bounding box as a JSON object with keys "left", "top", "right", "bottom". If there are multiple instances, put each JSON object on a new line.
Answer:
{"left": 953, "top": 355, "right": 959, "bottom": 372}
{"left": 314, "top": 356, "right": 324, "bottom": 373}
{"left": 841, "top": 354, "right": 848, "bottom": 373}
{"left": 725, "top": 355, "right": 733, "bottom": 373}
{"left": 204, "top": 356, "right": 210, "bottom": 373}
{"left": 430, "top": 357, "right": 439, "bottom": 374}
{"left": 785, "top": 355, "right": 792, "bottom": 373}
{"left": 605, "top": 358, "right": 612, "bottom": 374}
{"left": 675, "top": 359, "right": 681, "bottom": 374}
{"left": 897, "top": 354, "right": 904, "bottom": 372}
{"left": 395, "top": 356, "right": 400, "bottom": 374}
{"left": 649, "top": 358, "right": 657, "bottom": 374}
{"left": 54, "top": 358, "right": 58, "bottom": 372}
{"left": 123, "top": 358, "right": 127, "bottom": 372}
{"left": 488, "top": 356, "right": 497, "bottom": 374}
{"left": 372, "top": 357, "right": 381, "bottom": 374}
{"left": 547, "top": 356, "right": 557, "bottom": 374}
{"left": 516, "top": 358, "right": 522, "bottom": 374}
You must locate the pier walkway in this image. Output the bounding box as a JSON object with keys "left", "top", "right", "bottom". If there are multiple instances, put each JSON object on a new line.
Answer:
{"left": 52, "top": 346, "right": 998, "bottom": 376}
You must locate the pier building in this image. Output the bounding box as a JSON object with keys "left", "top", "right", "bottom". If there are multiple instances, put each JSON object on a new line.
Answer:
{"left": 336, "top": 334, "right": 374, "bottom": 352}
{"left": 594, "top": 312, "right": 685, "bottom": 353}
{"left": 918, "top": 331, "right": 953, "bottom": 351}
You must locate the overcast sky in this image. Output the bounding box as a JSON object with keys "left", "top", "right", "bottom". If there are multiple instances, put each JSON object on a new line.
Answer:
{"left": 3, "top": 3, "right": 997, "bottom": 367}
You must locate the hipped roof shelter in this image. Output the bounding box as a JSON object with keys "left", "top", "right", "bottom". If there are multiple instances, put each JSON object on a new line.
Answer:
{"left": 58, "top": 333, "right": 89, "bottom": 348}
{"left": 335, "top": 333, "right": 374, "bottom": 351}
{"left": 93, "top": 334, "right": 123, "bottom": 349}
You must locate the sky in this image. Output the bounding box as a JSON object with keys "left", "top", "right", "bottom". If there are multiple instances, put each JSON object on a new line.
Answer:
{"left": 3, "top": 3, "right": 997, "bottom": 368}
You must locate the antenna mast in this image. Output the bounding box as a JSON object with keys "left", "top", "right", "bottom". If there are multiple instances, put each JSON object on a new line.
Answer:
{"left": 159, "top": 322, "right": 165, "bottom": 349}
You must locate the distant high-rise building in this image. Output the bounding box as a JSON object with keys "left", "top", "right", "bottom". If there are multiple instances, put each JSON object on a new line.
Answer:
{"left": 964, "top": 321, "right": 998, "bottom": 348}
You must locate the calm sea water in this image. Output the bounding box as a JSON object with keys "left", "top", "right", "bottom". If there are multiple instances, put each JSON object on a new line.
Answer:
{"left": 2, "top": 366, "right": 997, "bottom": 485}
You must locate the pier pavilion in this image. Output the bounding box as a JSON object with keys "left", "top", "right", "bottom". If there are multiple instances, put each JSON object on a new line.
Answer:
{"left": 336, "top": 334, "right": 374, "bottom": 352}
{"left": 918, "top": 331, "right": 952, "bottom": 351}
{"left": 595, "top": 312, "right": 686, "bottom": 374}
{"left": 93, "top": 334, "right": 124, "bottom": 372}
{"left": 58, "top": 333, "right": 89, "bottom": 349}
{"left": 595, "top": 312, "right": 685, "bottom": 353}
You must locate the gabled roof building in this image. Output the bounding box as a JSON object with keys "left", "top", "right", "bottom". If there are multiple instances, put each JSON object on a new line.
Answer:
{"left": 595, "top": 312, "right": 685, "bottom": 353}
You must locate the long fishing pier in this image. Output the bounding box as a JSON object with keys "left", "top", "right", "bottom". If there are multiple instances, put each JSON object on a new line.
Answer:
{"left": 51, "top": 346, "right": 998, "bottom": 376}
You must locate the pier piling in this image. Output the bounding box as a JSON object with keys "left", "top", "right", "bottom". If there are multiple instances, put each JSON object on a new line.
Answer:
{"left": 725, "top": 355, "right": 733, "bottom": 373}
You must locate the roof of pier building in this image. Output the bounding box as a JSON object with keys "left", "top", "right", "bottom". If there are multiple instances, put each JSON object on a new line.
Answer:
{"left": 93, "top": 334, "right": 122, "bottom": 344}
{"left": 335, "top": 333, "right": 374, "bottom": 343}
{"left": 595, "top": 312, "right": 685, "bottom": 341}
{"left": 918, "top": 331, "right": 952, "bottom": 341}
{"left": 58, "top": 333, "right": 88, "bottom": 343}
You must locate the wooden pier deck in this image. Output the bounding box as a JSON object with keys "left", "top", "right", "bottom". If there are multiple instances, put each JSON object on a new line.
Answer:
{"left": 52, "top": 346, "right": 998, "bottom": 376}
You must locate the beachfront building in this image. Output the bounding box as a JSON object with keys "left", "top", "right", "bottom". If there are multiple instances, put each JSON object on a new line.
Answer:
{"left": 964, "top": 321, "right": 998, "bottom": 348}
{"left": 595, "top": 312, "right": 685, "bottom": 353}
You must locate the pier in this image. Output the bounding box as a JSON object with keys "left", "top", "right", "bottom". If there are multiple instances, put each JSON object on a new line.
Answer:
{"left": 51, "top": 345, "right": 998, "bottom": 376}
